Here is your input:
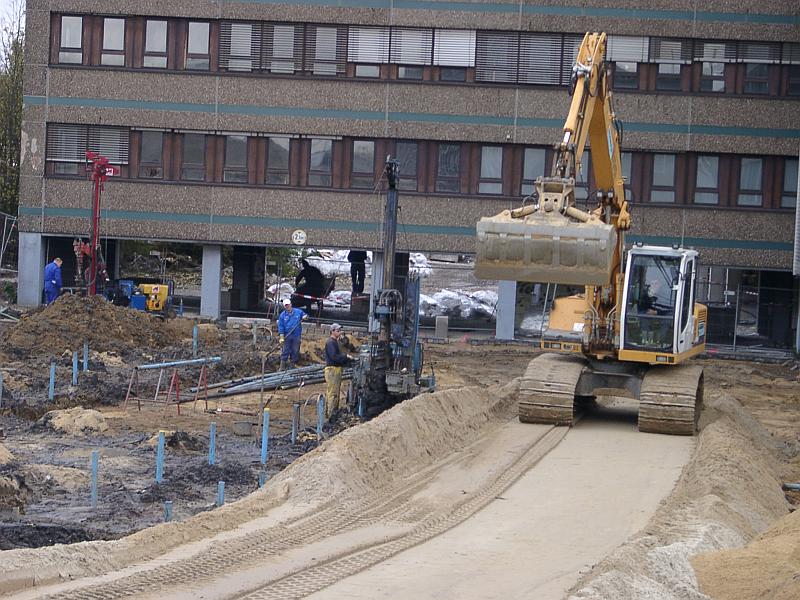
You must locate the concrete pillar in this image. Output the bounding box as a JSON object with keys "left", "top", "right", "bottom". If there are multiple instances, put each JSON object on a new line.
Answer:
{"left": 201, "top": 244, "right": 222, "bottom": 319}
{"left": 495, "top": 280, "right": 517, "bottom": 340}
{"left": 17, "top": 232, "right": 46, "bottom": 306}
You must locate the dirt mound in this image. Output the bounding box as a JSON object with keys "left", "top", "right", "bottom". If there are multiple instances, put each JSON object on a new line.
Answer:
{"left": 692, "top": 509, "right": 800, "bottom": 600}
{"left": 144, "top": 430, "right": 206, "bottom": 454}
{"left": 0, "top": 444, "right": 13, "bottom": 465}
{"left": 36, "top": 407, "right": 108, "bottom": 436}
{"left": 0, "top": 473, "right": 29, "bottom": 513}
{"left": 1, "top": 295, "right": 193, "bottom": 359}
{"left": 567, "top": 391, "right": 790, "bottom": 600}
{"left": 139, "top": 461, "right": 255, "bottom": 503}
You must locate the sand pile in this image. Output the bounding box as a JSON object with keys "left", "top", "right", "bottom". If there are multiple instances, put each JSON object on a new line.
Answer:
{"left": 692, "top": 509, "right": 800, "bottom": 599}
{"left": 36, "top": 407, "right": 108, "bottom": 436}
{"left": 1, "top": 295, "right": 193, "bottom": 358}
{"left": 568, "top": 391, "right": 791, "bottom": 600}
{"left": 0, "top": 380, "right": 520, "bottom": 593}
{"left": 0, "top": 443, "right": 13, "bottom": 465}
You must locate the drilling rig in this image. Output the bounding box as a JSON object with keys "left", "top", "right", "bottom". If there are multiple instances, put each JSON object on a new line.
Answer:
{"left": 349, "top": 158, "right": 435, "bottom": 418}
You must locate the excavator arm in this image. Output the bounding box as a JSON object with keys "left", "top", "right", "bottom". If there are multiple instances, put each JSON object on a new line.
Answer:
{"left": 476, "top": 32, "right": 630, "bottom": 288}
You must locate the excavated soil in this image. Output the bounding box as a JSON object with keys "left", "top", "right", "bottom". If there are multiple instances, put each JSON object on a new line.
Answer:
{"left": 0, "top": 295, "right": 194, "bottom": 360}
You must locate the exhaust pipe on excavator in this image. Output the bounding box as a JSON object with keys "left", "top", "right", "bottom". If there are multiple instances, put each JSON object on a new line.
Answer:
{"left": 475, "top": 177, "right": 616, "bottom": 286}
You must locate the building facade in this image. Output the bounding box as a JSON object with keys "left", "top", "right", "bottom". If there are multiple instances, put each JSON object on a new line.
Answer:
{"left": 19, "top": 1, "right": 800, "bottom": 345}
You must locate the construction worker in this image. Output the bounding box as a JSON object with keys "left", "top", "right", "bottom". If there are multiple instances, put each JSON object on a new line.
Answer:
{"left": 277, "top": 298, "right": 307, "bottom": 370}
{"left": 324, "top": 323, "right": 351, "bottom": 416}
{"left": 347, "top": 250, "right": 367, "bottom": 295}
{"left": 43, "top": 257, "right": 63, "bottom": 305}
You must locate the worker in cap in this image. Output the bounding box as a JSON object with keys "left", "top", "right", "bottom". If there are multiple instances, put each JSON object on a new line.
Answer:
{"left": 277, "top": 298, "right": 307, "bottom": 370}
{"left": 43, "top": 257, "right": 63, "bottom": 305}
{"left": 324, "top": 323, "right": 352, "bottom": 418}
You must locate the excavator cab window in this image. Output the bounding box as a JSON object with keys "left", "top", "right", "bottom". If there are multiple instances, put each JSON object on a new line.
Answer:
{"left": 623, "top": 255, "right": 681, "bottom": 352}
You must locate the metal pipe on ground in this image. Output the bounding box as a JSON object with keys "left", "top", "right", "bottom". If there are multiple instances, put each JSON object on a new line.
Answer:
{"left": 138, "top": 357, "right": 222, "bottom": 371}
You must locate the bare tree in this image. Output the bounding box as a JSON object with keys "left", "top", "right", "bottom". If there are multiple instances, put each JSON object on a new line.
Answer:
{"left": 0, "top": 0, "right": 25, "bottom": 217}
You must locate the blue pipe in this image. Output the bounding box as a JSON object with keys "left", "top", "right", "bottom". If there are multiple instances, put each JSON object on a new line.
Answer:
{"left": 164, "top": 500, "right": 173, "bottom": 522}
{"left": 261, "top": 408, "right": 270, "bottom": 465}
{"left": 83, "top": 341, "right": 89, "bottom": 371}
{"left": 137, "top": 357, "right": 221, "bottom": 371}
{"left": 72, "top": 351, "right": 79, "bottom": 386}
{"left": 216, "top": 481, "right": 225, "bottom": 507}
{"left": 156, "top": 430, "right": 165, "bottom": 483}
{"left": 48, "top": 361, "right": 56, "bottom": 401}
{"left": 209, "top": 422, "right": 216, "bottom": 465}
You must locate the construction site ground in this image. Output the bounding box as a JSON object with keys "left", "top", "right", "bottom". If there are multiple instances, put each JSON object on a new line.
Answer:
{"left": 0, "top": 295, "right": 799, "bottom": 599}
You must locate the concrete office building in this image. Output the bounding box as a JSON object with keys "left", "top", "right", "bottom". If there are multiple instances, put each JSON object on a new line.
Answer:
{"left": 18, "top": 1, "right": 800, "bottom": 347}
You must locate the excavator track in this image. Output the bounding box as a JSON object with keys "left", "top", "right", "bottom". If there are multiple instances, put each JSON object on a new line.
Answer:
{"left": 518, "top": 354, "right": 585, "bottom": 425}
{"left": 638, "top": 364, "right": 703, "bottom": 435}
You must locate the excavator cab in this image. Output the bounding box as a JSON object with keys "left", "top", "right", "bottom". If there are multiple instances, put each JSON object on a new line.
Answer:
{"left": 620, "top": 246, "right": 703, "bottom": 361}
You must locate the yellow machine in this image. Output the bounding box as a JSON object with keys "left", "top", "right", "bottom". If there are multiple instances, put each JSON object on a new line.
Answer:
{"left": 476, "top": 32, "right": 706, "bottom": 435}
{"left": 139, "top": 283, "right": 170, "bottom": 313}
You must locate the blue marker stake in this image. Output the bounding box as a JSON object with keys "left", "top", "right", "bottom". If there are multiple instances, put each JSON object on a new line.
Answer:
{"left": 192, "top": 325, "right": 198, "bottom": 358}
{"left": 209, "top": 422, "right": 216, "bottom": 465}
{"left": 260, "top": 408, "right": 270, "bottom": 465}
{"left": 216, "top": 481, "right": 225, "bottom": 507}
{"left": 83, "top": 341, "right": 89, "bottom": 371}
{"left": 72, "top": 351, "right": 79, "bottom": 386}
{"left": 317, "top": 397, "right": 325, "bottom": 439}
{"left": 258, "top": 472, "right": 267, "bottom": 488}
{"left": 48, "top": 360, "right": 56, "bottom": 401}
{"left": 90, "top": 450, "right": 99, "bottom": 508}
{"left": 164, "top": 501, "right": 173, "bottom": 522}
{"left": 358, "top": 396, "right": 365, "bottom": 419}
{"left": 291, "top": 403, "right": 299, "bottom": 445}
{"left": 156, "top": 430, "right": 165, "bottom": 483}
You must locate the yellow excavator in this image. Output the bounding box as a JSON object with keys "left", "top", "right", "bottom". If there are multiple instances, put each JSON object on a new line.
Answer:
{"left": 476, "top": 32, "right": 706, "bottom": 435}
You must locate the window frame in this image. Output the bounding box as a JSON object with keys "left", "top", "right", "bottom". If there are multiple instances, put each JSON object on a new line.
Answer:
{"left": 101, "top": 17, "right": 126, "bottom": 67}
{"left": 265, "top": 137, "right": 291, "bottom": 185}
{"left": 613, "top": 61, "right": 639, "bottom": 90}
{"left": 435, "top": 143, "right": 461, "bottom": 194}
{"left": 143, "top": 19, "right": 168, "bottom": 69}
{"left": 138, "top": 130, "right": 164, "bottom": 179}
{"left": 395, "top": 141, "right": 419, "bottom": 191}
{"left": 308, "top": 138, "right": 333, "bottom": 187}
{"left": 181, "top": 133, "right": 206, "bottom": 182}
{"left": 186, "top": 21, "right": 211, "bottom": 70}
{"left": 223, "top": 135, "right": 249, "bottom": 183}
{"left": 699, "top": 62, "right": 726, "bottom": 93}
{"left": 522, "top": 147, "right": 547, "bottom": 197}
{"left": 350, "top": 140, "right": 376, "bottom": 189}
{"left": 693, "top": 155, "right": 720, "bottom": 205}
{"left": 478, "top": 145, "right": 504, "bottom": 195}
{"left": 59, "top": 15, "right": 84, "bottom": 64}
{"left": 737, "top": 156, "right": 763, "bottom": 206}
{"left": 781, "top": 158, "right": 798, "bottom": 208}
{"left": 742, "top": 63, "right": 769, "bottom": 95}
{"left": 649, "top": 153, "right": 677, "bottom": 203}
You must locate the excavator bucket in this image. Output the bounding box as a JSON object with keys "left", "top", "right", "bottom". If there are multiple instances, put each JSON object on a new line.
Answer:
{"left": 475, "top": 209, "right": 616, "bottom": 286}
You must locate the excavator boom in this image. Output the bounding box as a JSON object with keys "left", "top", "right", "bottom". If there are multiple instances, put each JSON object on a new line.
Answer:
{"left": 475, "top": 32, "right": 629, "bottom": 287}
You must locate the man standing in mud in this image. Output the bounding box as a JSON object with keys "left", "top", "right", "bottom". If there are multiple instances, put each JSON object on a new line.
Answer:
{"left": 278, "top": 298, "right": 307, "bottom": 370}
{"left": 324, "top": 323, "right": 352, "bottom": 417}
{"left": 43, "top": 257, "right": 63, "bottom": 305}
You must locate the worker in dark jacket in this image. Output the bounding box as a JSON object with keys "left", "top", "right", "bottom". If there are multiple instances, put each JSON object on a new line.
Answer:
{"left": 295, "top": 259, "right": 326, "bottom": 299}
{"left": 43, "top": 257, "right": 63, "bottom": 305}
{"left": 277, "top": 298, "right": 307, "bottom": 370}
{"left": 324, "top": 323, "right": 351, "bottom": 416}
{"left": 347, "top": 250, "right": 367, "bottom": 295}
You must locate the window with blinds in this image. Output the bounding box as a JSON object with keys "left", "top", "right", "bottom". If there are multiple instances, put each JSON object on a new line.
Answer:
{"left": 737, "top": 41, "right": 781, "bottom": 64}
{"left": 519, "top": 33, "right": 562, "bottom": 85}
{"left": 263, "top": 23, "right": 303, "bottom": 74}
{"left": 560, "top": 35, "right": 583, "bottom": 85}
{"left": 650, "top": 38, "right": 692, "bottom": 64}
{"left": 348, "top": 26, "right": 390, "bottom": 64}
{"left": 304, "top": 25, "right": 347, "bottom": 76}
{"left": 433, "top": 29, "right": 475, "bottom": 67}
{"left": 476, "top": 31, "right": 518, "bottom": 83}
{"left": 607, "top": 36, "right": 650, "bottom": 63}
{"left": 47, "top": 124, "right": 129, "bottom": 174}
{"left": 390, "top": 28, "right": 433, "bottom": 65}
{"left": 220, "top": 21, "right": 262, "bottom": 72}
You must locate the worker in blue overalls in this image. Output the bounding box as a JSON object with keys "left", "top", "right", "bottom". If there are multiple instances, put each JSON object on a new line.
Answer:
{"left": 277, "top": 298, "right": 307, "bottom": 370}
{"left": 43, "top": 257, "right": 63, "bottom": 305}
